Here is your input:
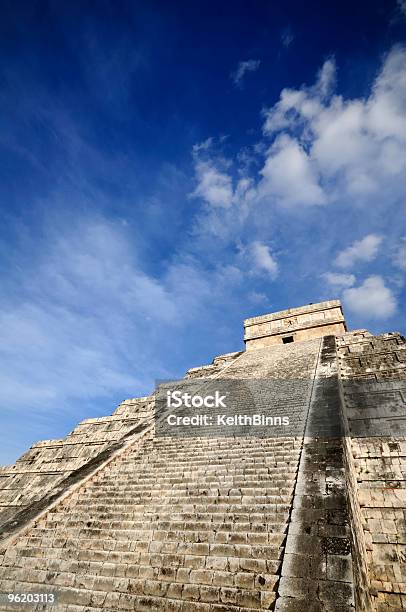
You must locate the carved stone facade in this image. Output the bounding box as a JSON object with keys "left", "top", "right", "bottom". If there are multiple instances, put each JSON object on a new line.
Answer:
{"left": 0, "top": 301, "right": 404, "bottom": 611}
{"left": 244, "top": 300, "right": 347, "bottom": 350}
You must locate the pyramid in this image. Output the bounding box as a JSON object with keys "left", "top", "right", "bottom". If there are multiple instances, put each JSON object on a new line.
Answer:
{"left": 0, "top": 300, "right": 405, "bottom": 611}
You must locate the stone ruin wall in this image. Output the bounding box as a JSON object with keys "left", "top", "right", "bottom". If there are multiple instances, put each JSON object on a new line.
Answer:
{"left": 244, "top": 300, "right": 346, "bottom": 350}
{"left": 337, "top": 330, "right": 406, "bottom": 612}
{"left": 0, "top": 398, "right": 154, "bottom": 531}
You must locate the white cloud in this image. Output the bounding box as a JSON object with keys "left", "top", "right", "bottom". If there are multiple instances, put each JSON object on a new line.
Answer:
{"left": 322, "top": 272, "right": 356, "bottom": 289}
{"left": 189, "top": 48, "right": 405, "bottom": 323}
{"left": 192, "top": 160, "right": 234, "bottom": 208}
{"left": 231, "top": 59, "right": 261, "bottom": 87}
{"left": 263, "top": 60, "right": 335, "bottom": 135}
{"left": 258, "top": 135, "right": 326, "bottom": 207}
{"left": 248, "top": 291, "right": 269, "bottom": 305}
{"left": 335, "top": 234, "right": 382, "bottom": 268}
{"left": 194, "top": 47, "right": 406, "bottom": 218}
{"left": 250, "top": 241, "right": 278, "bottom": 278}
{"left": 263, "top": 47, "right": 406, "bottom": 206}
{"left": 399, "top": 0, "right": 406, "bottom": 16}
{"left": 342, "top": 275, "right": 397, "bottom": 319}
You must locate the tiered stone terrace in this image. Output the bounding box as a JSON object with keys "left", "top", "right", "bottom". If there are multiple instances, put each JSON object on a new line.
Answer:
{"left": 0, "top": 300, "right": 404, "bottom": 611}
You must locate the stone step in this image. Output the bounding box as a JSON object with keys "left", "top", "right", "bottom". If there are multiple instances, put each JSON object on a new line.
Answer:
{"left": 0, "top": 577, "right": 273, "bottom": 610}
{"left": 46, "top": 506, "right": 290, "bottom": 519}
{"left": 0, "top": 563, "right": 279, "bottom": 593}
{"left": 87, "top": 483, "right": 293, "bottom": 494}
{"left": 143, "top": 439, "right": 300, "bottom": 449}
{"left": 41, "top": 512, "right": 289, "bottom": 530}
{"left": 129, "top": 451, "right": 300, "bottom": 463}
{"left": 119, "top": 451, "right": 300, "bottom": 463}
{"left": 77, "top": 479, "right": 296, "bottom": 494}
{"left": 112, "top": 464, "right": 298, "bottom": 477}
{"left": 73, "top": 494, "right": 292, "bottom": 506}
{"left": 5, "top": 547, "right": 283, "bottom": 580}
{"left": 95, "top": 469, "right": 297, "bottom": 481}
{"left": 7, "top": 550, "right": 282, "bottom": 577}
{"left": 107, "top": 466, "right": 298, "bottom": 476}
{"left": 27, "top": 526, "right": 285, "bottom": 546}
{"left": 105, "top": 464, "right": 298, "bottom": 480}
{"left": 70, "top": 502, "right": 292, "bottom": 515}
{"left": 120, "top": 446, "right": 300, "bottom": 457}
{"left": 12, "top": 537, "right": 284, "bottom": 562}
{"left": 0, "top": 583, "right": 274, "bottom": 611}
{"left": 44, "top": 517, "right": 287, "bottom": 533}
{"left": 94, "top": 475, "right": 296, "bottom": 486}
{"left": 149, "top": 437, "right": 300, "bottom": 447}
{"left": 140, "top": 441, "right": 299, "bottom": 452}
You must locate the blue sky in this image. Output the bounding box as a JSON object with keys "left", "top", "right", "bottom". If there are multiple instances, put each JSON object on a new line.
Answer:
{"left": 1, "top": 0, "right": 406, "bottom": 464}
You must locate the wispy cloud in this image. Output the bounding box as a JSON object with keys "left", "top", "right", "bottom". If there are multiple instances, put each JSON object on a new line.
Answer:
{"left": 192, "top": 159, "right": 234, "bottom": 208}
{"left": 335, "top": 234, "right": 383, "bottom": 268}
{"left": 250, "top": 241, "right": 278, "bottom": 278}
{"left": 0, "top": 210, "right": 255, "bottom": 423}
{"left": 322, "top": 272, "right": 356, "bottom": 289}
{"left": 0, "top": 219, "right": 175, "bottom": 412}
{"left": 281, "top": 27, "right": 294, "bottom": 48}
{"left": 231, "top": 59, "right": 261, "bottom": 87}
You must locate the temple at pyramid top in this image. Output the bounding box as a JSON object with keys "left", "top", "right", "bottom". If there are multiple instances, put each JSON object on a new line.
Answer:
{"left": 244, "top": 299, "right": 347, "bottom": 349}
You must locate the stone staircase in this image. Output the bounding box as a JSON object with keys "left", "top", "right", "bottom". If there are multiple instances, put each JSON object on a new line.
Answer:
{"left": 0, "top": 434, "right": 302, "bottom": 610}
{"left": 2, "top": 301, "right": 405, "bottom": 609}
{"left": 0, "top": 337, "right": 357, "bottom": 611}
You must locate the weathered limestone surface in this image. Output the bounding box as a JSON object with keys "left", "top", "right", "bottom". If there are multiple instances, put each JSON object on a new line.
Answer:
{"left": 275, "top": 336, "right": 354, "bottom": 612}
{"left": 0, "top": 398, "right": 154, "bottom": 531}
{"left": 244, "top": 301, "right": 346, "bottom": 350}
{"left": 337, "top": 331, "right": 406, "bottom": 611}
{"left": 186, "top": 352, "right": 243, "bottom": 379}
